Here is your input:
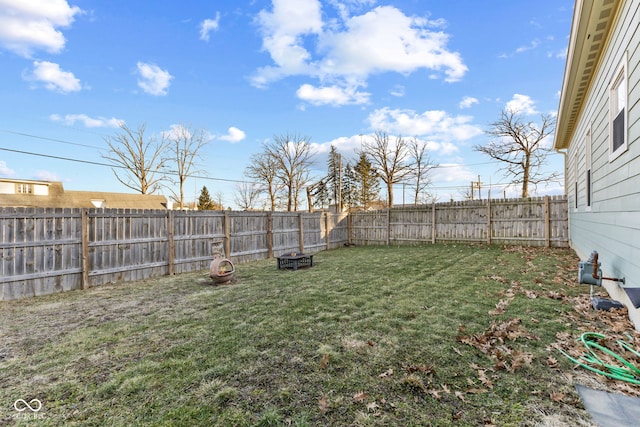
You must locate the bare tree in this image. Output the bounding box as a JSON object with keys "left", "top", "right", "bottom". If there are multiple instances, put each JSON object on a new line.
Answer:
{"left": 245, "top": 150, "right": 280, "bottom": 211}
{"left": 362, "top": 131, "right": 412, "bottom": 207}
{"left": 164, "top": 124, "right": 209, "bottom": 209}
{"left": 265, "top": 133, "right": 315, "bottom": 211}
{"left": 407, "top": 137, "right": 437, "bottom": 205}
{"left": 475, "top": 110, "right": 558, "bottom": 198}
{"left": 102, "top": 123, "right": 169, "bottom": 194}
{"left": 234, "top": 182, "right": 261, "bottom": 210}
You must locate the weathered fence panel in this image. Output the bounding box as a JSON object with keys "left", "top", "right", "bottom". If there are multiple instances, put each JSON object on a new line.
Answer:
{"left": 229, "top": 211, "right": 269, "bottom": 263}
{"left": 88, "top": 209, "right": 170, "bottom": 286}
{"left": 172, "top": 210, "right": 224, "bottom": 274}
{"left": 351, "top": 210, "right": 388, "bottom": 245}
{"left": 326, "top": 212, "right": 349, "bottom": 249}
{"left": 1, "top": 196, "right": 567, "bottom": 301}
{"left": 0, "top": 208, "right": 83, "bottom": 299}
{"left": 352, "top": 196, "right": 568, "bottom": 247}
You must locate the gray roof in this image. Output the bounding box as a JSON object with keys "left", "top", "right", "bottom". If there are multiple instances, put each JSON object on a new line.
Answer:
{"left": 0, "top": 180, "right": 168, "bottom": 209}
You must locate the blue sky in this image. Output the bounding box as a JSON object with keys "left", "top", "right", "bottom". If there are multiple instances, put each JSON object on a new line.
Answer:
{"left": 0, "top": 0, "right": 574, "bottom": 208}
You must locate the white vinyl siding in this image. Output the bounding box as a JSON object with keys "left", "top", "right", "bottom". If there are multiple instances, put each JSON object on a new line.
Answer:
{"left": 564, "top": 0, "right": 640, "bottom": 328}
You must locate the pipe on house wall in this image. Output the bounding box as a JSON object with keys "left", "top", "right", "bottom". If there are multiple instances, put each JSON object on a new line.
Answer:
{"left": 589, "top": 251, "right": 625, "bottom": 284}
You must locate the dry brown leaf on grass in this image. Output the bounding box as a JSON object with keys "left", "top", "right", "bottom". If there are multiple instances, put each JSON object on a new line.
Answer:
{"left": 318, "top": 395, "right": 329, "bottom": 414}
{"left": 455, "top": 391, "right": 466, "bottom": 401}
{"left": 319, "top": 353, "right": 330, "bottom": 369}
{"left": 550, "top": 392, "right": 565, "bottom": 402}
{"left": 353, "top": 391, "right": 368, "bottom": 402}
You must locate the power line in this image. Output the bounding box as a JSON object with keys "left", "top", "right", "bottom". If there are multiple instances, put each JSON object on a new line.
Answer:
{"left": 0, "top": 146, "right": 254, "bottom": 185}
{"left": 0, "top": 129, "right": 103, "bottom": 150}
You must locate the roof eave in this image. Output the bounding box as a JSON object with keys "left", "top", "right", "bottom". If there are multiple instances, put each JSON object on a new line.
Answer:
{"left": 554, "top": 0, "right": 621, "bottom": 150}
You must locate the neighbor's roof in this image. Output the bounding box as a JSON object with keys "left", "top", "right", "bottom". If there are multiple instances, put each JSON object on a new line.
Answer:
{"left": 0, "top": 179, "right": 168, "bottom": 209}
{"left": 554, "top": 0, "right": 621, "bottom": 150}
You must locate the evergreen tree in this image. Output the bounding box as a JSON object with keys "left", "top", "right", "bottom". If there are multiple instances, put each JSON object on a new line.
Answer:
{"left": 341, "top": 163, "right": 358, "bottom": 209}
{"left": 326, "top": 145, "right": 342, "bottom": 209}
{"left": 353, "top": 151, "right": 380, "bottom": 209}
{"left": 198, "top": 186, "right": 215, "bottom": 210}
{"left": 312, "top": 179, "right": 329, "bottom": 210}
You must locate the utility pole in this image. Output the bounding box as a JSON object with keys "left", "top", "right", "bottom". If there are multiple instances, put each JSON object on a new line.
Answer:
{"left": 470, "top": 175, "right": 483, "bottom": 200}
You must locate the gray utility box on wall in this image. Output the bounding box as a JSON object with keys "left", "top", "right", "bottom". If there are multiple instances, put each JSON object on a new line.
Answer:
{"left": 578, "top": 261, "right": 602, "bottom": 286}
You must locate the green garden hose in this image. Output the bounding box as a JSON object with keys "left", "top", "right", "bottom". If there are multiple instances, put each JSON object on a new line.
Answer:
{"left": 559, "top": 332, "right": 640, "bottom": 385}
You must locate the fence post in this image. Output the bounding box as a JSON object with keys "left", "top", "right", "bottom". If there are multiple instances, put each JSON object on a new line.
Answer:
{"left": 347, "top": 211, "right": 352, "bottom": 245}
{"left": 386, "top": 208, "right": 391, "bottom": 245}
{"left": 266, "top": 211, "right": 273, "bottom": 258}
{"left": 545, "top": 196, "right": 550, "bottom": 248}
{"left": 431, "top": 202, "right": 436, "bottom": 244}
{"left": 223, "top": 211, "right": 231, "bottom": 258}
{"left": 487, "top": 198, "right": 492, "bottom": 245}
{"left": 81, "top": 208, "right": 89, "bottom": 290}
{"left": 167, "top": 210, "right": 175, "bottom": 275}
{"left": 298, "top": 212, "right": 305, "bottom": 253}
{"left": 325, "top": 212, "right": 330, "bottom": 250}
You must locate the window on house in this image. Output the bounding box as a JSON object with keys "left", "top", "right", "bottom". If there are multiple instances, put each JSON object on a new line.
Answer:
{"left": 610, "top": 59, "right": 627, "bottom": 159}
{"left": 585, "top": 129, "right": 592, "bottom": 209}
{"left": 16, "top": 183, "right": 34, "bottom": 194}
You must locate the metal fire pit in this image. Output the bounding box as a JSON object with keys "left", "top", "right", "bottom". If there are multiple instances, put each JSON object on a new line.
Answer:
{"left": 210, "top": 241, "right": 235, "bottom": 283}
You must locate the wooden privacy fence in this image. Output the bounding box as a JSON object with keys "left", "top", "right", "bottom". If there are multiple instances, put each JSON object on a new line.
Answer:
{"left": 0, "top": 196, "right": 567, "bottom": 300}
{"left": 351, "top": 195, "right": 568, "bottom": 247}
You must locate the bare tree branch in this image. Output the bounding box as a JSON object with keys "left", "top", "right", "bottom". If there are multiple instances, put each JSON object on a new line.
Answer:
{"left": 264, "top": 133, "right": 316, "bottom": 211}
{"left": 362, "top": 131, "right": 411, "bottom": 207}
{"left": 164, "top": 124, "right": 209, "bottom": 209}
{"left": 102, "top": 123, "right": 170, "bottom": 194}
{"left": 475, "top": 110, "right": 559, "bottom": 197}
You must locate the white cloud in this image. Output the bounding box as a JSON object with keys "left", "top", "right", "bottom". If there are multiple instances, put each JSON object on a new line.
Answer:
{"left": 390, "top": 85, "right": 405, "bottom": 97}
{"left": 25, "top": 61, "right": 82, "bottom": 93}
{"left": 252, "top": 2, "right": 467, "bottom": 104}
{"left": 162, "top": 123, "right": 191, "bottom": 140}
{"left": 219, "top": 127, "right": 246, "bottom": 143}
{"left": 431, "top": 163, "right": 475, "bottom": 183}
{"left": 0, "top": 0, "right": 83, "bottom": 57}
{"left": 367, "top": 107, "right": 483, "bottom": 144}
{"left": 296, "top": 83, "right": 370, "bottom": 106}
{"left": 0, "top": 160, "right": 15, "bottom": 177}
{"left": 33, "top": 170, "right": 59, "bottom": 181}
{"left": 200, "top": 12, "right": 220, "bottom": 41}
{"left": 50, "top": 113, "right": 124, "bottom": 128}
{"left": 459, "top": 96, "right": 478, "bottom": 109}
{"left": 319, "top": 6, "right": 466, "bottom": 82}
{"left": 311, "top": 134, "right": 364, "bottom": 157}
{"left": 136, "top": 62, "right": 173, "bottom": 96}
{"left": 506, "top": 93, "right": 537, "bottom": 115}
{"left": 515, "top": 39, "right": 540, "bottom": 54}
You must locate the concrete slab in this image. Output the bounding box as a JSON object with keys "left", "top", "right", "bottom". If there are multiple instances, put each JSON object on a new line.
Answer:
{"left": 575, "top": 384, "right": 640, "bottom": 427}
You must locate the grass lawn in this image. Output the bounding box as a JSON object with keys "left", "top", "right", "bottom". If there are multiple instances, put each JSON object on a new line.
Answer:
{"left": 1, "top": 244, "right": 634, "bottom": 426}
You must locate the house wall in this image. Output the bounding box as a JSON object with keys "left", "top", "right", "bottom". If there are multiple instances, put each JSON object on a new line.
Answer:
{"left": 566, "top": 0, "right": 640, "bottom": 328}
